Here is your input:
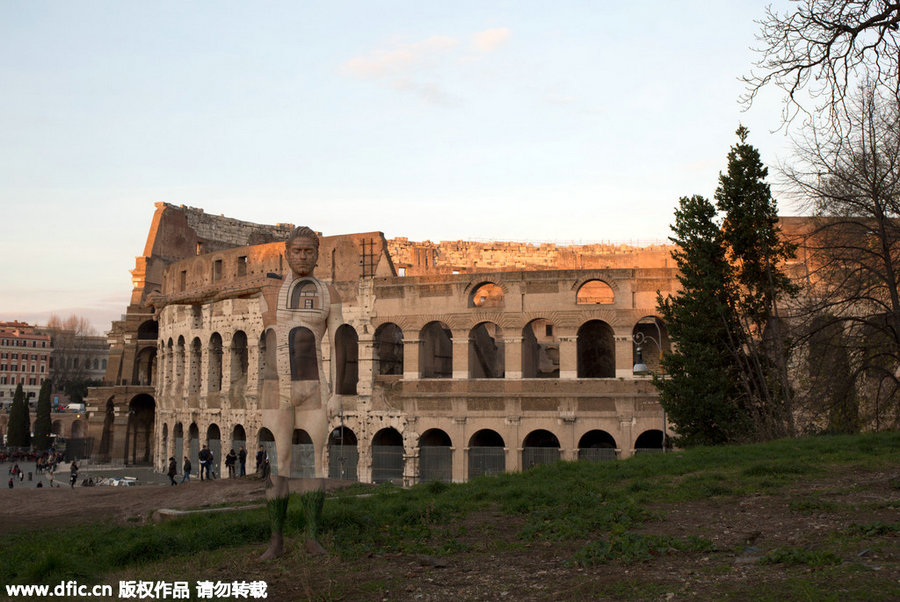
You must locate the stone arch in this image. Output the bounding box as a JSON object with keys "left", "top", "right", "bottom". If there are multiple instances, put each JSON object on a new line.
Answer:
{"left": 632, "top": 316, "right": 669, "bottom": 375}
{"left": 328, "top": 426, "right": 358, "bottom": 481}
{"left": 258, "top": 427, "right": 277, "bottom": 475}
{"left": 578, "top": 430, "right": 618, "bottom": 461}
{"left": 137, "top": 319, "right": 159, "bottom": 340}
{"left": 420, "top": 321, "right": 452, "bottom": 379}
{"left": 230, "top": 331, "right": 249, "bottom": 406}
{"left": 208, "top": 333, "right": 223, "bottom": 393}
{"left": 374, "top": 323, "right": 404, "bottom": 376}
{"left": 289, "top": 327, "right": 318, "bottom": 381}
{"left": 173, "top": 422, "right": 184, "bottom": 471}
{"left": 522, "top": 429, "right": 561, "bottom": 469}
{"left": 522, "top": 318, "right": 560, "bottom": 378}
{"left": 165, "top": 339, "right": 174, "bottom": 394}
{"left": 98, "top": 397, "right": 115, "bottom": 461}
{"left": 419, "top": 428, "right": 452, "bottom": 483}
{"left": 576, "top": 279, "right": 615, "bottom": 305}
{"left": 371, "top": 427, "right": 404, "bottom": 484}
{"left": 469, "top": 322, "right": 505, "bottom": 378}
{"left": 175, "top": 336, "right": 186, "bottom": 395}
{"left": 71, "top": 419, "right": 86, "bottom": 439}
{"left": 188, "top": 337, "right": 202, "bottom": 395}
{"left": 231, "top": 424, "right": 246, "bottom": 470}
{"left": 207, "top": 423, "right": 221, "bottom": 476}
{"left": 469, "top": 281, "right": 505, "bottom": 308}
{"left": 335, "top": 325, "right": 359, "bottom": 395}
{"left": 188, "top": 423, "right": 200, "bottom": 474}
{"left": 259, "top": 329, "right": 278, "bottom": 382}
{"left": 291, "top": 429, "right": 315, "bottom": 478}
{"left": 51, "top": 419, "right": 63, "bottom": 435}
{"left": 289, "top": 279, "right": 320, "bottom": 310}
{"left": 634, "top": 429, "right": 664, "bottom": 454}
{"left": 125, "top": 394, "right": 155, "bottom": 465}
{"left": 468, "top": 429, "right": 505, "bottom": 478}
{"left": 132, "top": 347, "right": 156, "bottom": 387}
{"left": 577, "top": 320, "right": 615, "bottom": 378}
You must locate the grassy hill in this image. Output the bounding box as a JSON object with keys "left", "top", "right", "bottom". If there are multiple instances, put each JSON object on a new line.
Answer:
{"left": 2, "top": 432, "right": 899, "bottom": 600}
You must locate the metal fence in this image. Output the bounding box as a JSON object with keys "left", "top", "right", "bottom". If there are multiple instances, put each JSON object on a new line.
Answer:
{"left": 634, "top": 448, "right": 664, "bottom": 455}
{"left": 291, "top": 443, "right": 316, "bottom": 478}
{"left": 578, "top": 448, "right": 618, "bottom": 462}
{"left": 328, "top": 444, "right": 358, "bottom": 481}
{"left": 418, "top": 446, "right": 452, "bottom": 483}
{"left": 521, "top": 447, "right": 561, "bottom": 469}
{"left": 468, "top": 447, "right": 505, "bottom": 478}
{"left": 372, "top": 445, "right": 403, "bottom": 483}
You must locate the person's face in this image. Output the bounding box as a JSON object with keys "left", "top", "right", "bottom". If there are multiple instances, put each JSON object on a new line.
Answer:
{"left": 286, "top": 238, "right": 318, "bottom": 277}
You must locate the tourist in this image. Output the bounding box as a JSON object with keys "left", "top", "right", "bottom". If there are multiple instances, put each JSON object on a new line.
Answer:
{"left": 181, "top": 456, "right": 191, "bottom": 483}
{"left": 167, "top": 457, "right": 178, "bottom": 486}
{"left": 199, "top": 445, "right": 211, "bottom": 480}
{"left": 208, "top": 449, "right": 217, "bottom": 479}
{"left": 69, "top": 461, "right": 78, "bottom": 489}
{"left": 225, "top": 449, "right": 237, "bottom": 478}
{"left": 255, "top": 446, "right": 264, "bottom": 474}
{"left": 238, "top": 446, "right": 247, "bottom": 477}
{"left": 7, "top": 478, "right": 12, "bottom": 489}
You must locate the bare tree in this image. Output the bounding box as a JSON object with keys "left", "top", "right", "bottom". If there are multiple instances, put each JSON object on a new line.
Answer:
{"left": 782, "top": 85, "right": 900, "bottom": 429}
{"left": 744, "top": 1, "right": 900, "bottom": 130}
{"left": 44, "top": 314, "right": 101, "bottom": 403}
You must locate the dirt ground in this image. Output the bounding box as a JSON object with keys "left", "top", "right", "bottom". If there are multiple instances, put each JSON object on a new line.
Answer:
{"left": 2, "top": 467, "right": 899, "bottom": 600}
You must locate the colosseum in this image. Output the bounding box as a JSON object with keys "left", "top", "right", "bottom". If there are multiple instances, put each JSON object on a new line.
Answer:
{"left": 85, "top": 203, "right": 681, "bottom": 484}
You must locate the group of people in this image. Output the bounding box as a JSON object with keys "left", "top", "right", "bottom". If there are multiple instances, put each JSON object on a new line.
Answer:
{"left": 166, "top": 446, "right": 248, "bottom": 485}
{"left": 7, "top": 458, "right": 79, "bottom": 489}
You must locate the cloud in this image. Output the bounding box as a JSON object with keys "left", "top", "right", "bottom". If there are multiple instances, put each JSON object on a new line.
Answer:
{"left": 471, "top": 28, "right": 510, "bottom": 52}
{"left": 340, "top": 36, "right": 459, "bottom": 80}
{"left": 340, "top": 28, "right": 509, "bottom": 105}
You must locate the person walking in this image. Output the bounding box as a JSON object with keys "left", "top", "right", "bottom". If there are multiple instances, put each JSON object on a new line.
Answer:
{"left": 225, "top": 449, "right": 237, "bottom": 478}
{"left": 181, "top": 456, "right": 192, "bottom": 483}
{"left": 238, "top": 446, "right": 247, "bottom": 477}
{"left": 167, "top": 457, "right": 178, "bottom": 486}
{"left": 199, "top": 445, "right": 210, "bottom": 480}
{"left": 255, "top": 446, "right": 264, "bottom": 475}
{"left": 69, "top": 461, "right": 78, "bottom": 489}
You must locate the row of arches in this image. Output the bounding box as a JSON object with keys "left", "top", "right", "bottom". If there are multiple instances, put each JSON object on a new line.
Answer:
{"left": 158, "top": 316, "right": 669, "bottom": 402}
{"left": 469, "top": 279, "right": 616, "bottom": 308}
{"left": 159, "top": 421, "right": 664, "bottom": 483}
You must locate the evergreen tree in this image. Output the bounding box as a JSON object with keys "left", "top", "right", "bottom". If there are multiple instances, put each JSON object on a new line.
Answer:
{"left": 656, "top": 128, "right": 798, "bottom": 444}
{"left": 32, "top": 379, "right": 52, "bottom": 450}
{"left": 716, "top": 126, "right": 798, "bottom": 439}
{"left": 655, "top": 195, "right": 748, "bottom": 445}
{"left": 7, "top": 383, "right": 31, "bottom": 448}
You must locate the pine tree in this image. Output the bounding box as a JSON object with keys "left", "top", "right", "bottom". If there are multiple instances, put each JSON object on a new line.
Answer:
{"left": 716, "top": 126, "right": 798, "bottom": 439}
{"left": 32, "top": 380, "right": 52, "bottom": 450}
{"left": 656, "top": 128, "right": 798, "bottom": 445}
{"left": 7, "top": 383, "right": 31, "bottom": 448}
{"left": 655, "top": 195, "right": 748, "bottom": 445}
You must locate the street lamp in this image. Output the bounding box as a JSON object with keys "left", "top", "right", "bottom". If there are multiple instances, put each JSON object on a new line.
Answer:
{"left": 631, "top": 319, "right": 667, "bottom": 453}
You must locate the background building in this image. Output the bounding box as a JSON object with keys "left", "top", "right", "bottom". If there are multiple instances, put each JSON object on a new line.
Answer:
{"left": 0, "top": 321, "right": 51, "bottom": 407}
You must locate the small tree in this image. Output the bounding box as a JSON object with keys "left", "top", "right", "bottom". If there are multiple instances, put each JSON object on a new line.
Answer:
{"left": 7, "top": 383, "right": 31, "bottom": 448}
{"left": 32, "top": 380, "right": 53, "bottom": 450}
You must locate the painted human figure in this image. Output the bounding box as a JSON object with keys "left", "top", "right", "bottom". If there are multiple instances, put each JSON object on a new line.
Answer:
{"left": 259, "top": 225, "right": 339, "bottom": 560}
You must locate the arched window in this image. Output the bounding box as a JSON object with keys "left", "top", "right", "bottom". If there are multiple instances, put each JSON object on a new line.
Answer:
{"left": 522, "top": 319, "right": 559, "bottom": 378}
{"left": 230, "top": 331, "right": 249, "bottom": 389}
{"left": 576, "top": 279, "right": 614, "bottom": 304}
{"left": 208, "top": 333, "right": 223, "bottom": 393}
{"left": 335, "top": 325, "right": 358, "bottom": 395}
{"left": 372, "top": 428, "right": 404, "bottom": 484}
{"left": 469, "top": 282, "right": 504, "bottom": 308}
{"left": 522, "top": 429, "right": 561, "bottom": 469}
{"left": 420, "top": 321, "right": 452, "bottom": 378}
{"left": 578, "top": 430, "right": 618, "bottom": 461}
{"left": 188, "top": 338, "right": 202, "bottom": 394}
{"left": 259, "top": 330, "right": 278, "bottom": 382}
{"left": 289, "top": 280, "right": 319, "bottom": 309}
{"left": 469, "top": 322, "right": 504, "bottom": 378}
{"left": 632, "top": 317, "right": 669, "bottom": 374}
{"left": 374, "top": 323, "right": 403, "bottom": 375}
{"left": 328, "top": 427, "right": 358, "bottom": 481}
{"left": 419, "top": 429, "right": 452, "bottom": 483}
{"left": 577, "top": 320, "right": 615, "bottom": 378}
{"left": 290, "top": 327, "right": 318, "bottom": 381}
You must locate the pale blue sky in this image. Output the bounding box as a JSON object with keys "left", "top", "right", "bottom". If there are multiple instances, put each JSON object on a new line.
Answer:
{"left": 0, "top": 1, "right": 795, "bottom": 331}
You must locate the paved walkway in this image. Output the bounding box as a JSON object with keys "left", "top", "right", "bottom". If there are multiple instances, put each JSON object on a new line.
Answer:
{"left": 2, "top": 461, "right": 169, "bottom": 489}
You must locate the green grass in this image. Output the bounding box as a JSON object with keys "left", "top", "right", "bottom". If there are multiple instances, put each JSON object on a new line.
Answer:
{"left": 1, "top": 431, "right": 898, "bottom": 586}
